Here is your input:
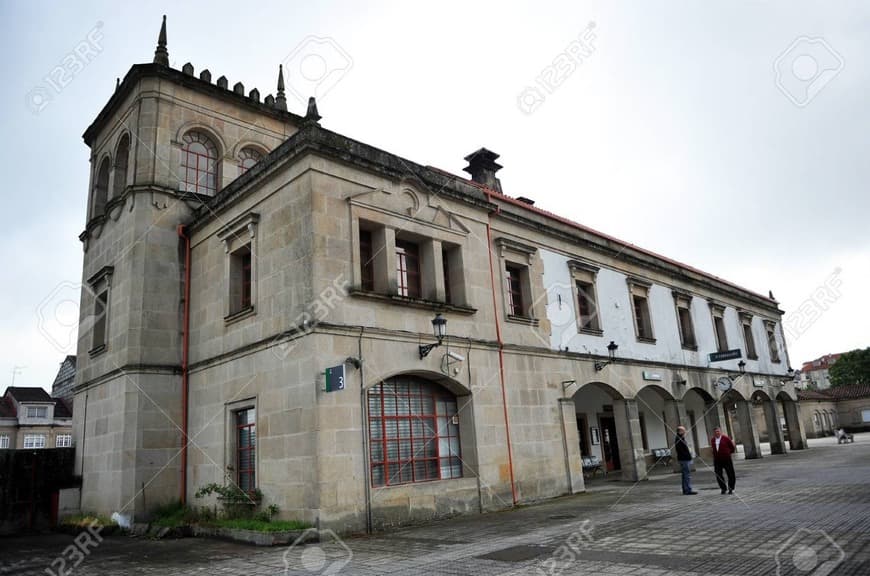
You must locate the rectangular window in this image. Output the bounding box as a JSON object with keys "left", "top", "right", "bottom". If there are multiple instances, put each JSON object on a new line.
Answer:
{"left": 56, "top": 434, "right": 72, "bottom": 448}
{"left": 673, "top": 293, "right": 696, "bottom": 349}
{"left": 236, "top": 408, "right": 256, "bottom": 492}
{"left": 506, "top": 265, "right": 525, "bottom": 316}
{"left": 576, "top": 281, "right": 600, "bottom": 331}
{"left": 396, "top": 240, "right": 421, "bottom": 298}
{"left": 713, "top": 316, "right": 728, "bottom": 352}
{"left": 0, "top": 435, "right": 9, "bottom": 449}
{"left": 229, "top": 245, "right": 253, "bottom": 315}
{"left": 742, "top": 319, "right": 758, "bottom": 360}
{"left": 862, "top": 410, "right": 870, "bottom": 423}
{"left": 360, "top": 229, "right": 374, "bottom": 291}
{"left": 26, "top": 406, "right": 48, "bottom": 419}
{"left": 442, "top": 248, "right": 452, "bottom": 304}
{"left": 24, "top": 435, "right": 46, "bottom": 449}
{"left": 766, "top": 322, "right": 781, "bottom": 363}
{"left": 92, "top": 290, "right": 108, "bottom": 349}
{"left": 633, "top": 295, "right": 653, "bottom": 340}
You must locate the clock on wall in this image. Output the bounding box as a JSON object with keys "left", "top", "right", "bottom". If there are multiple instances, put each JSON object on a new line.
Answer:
{"left": 716, "top": 376, "right": 733, "bottom": 393}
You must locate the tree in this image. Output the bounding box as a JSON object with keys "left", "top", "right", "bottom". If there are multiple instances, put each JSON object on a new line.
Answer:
{"left": 829, "top": 347, "right": 870, "bottom": 387}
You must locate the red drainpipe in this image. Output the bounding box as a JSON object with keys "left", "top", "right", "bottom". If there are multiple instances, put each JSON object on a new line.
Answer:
{"left": 484, "top": 190, "right": 518, "bottom": 505}
{"left": 177, "top": 224, "right": 191, "bottom": 505}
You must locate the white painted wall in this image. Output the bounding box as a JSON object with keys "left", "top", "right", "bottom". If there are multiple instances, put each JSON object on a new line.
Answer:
{"left": 540, "top": 249, "right": 788, "bottom": 375}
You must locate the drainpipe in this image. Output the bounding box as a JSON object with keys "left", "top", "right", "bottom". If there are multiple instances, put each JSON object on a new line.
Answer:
{"left": 177, "top": 224, "right": 191, "bottom": 505}
{"left": 484, "top": 190, "right": 518, "bottom": 505}
{"left": 357, "top": 327, "right": 373, "bottom": 533}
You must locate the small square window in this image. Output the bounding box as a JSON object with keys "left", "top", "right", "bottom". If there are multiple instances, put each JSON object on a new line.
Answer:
{"left": 56, "top": 434, "right": 73, "bottom": 448}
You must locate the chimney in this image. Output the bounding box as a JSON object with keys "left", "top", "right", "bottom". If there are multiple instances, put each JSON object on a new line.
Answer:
{"left": 463, "top": 148, "right": 503, "bottom": 193}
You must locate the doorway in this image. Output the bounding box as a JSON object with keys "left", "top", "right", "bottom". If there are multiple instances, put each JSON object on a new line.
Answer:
{"left": 599, "top": 415, "right": 620, "bottom": 471}
{"left": 576, "top": 415, "right": 590, "bottom": 456}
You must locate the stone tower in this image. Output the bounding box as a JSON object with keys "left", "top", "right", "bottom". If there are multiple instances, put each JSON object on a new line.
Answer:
{"left": 73, "top": 16, "right": 302, "bottom": 519}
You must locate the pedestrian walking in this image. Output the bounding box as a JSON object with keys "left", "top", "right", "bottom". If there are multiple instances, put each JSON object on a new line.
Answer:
{"left": 674, "top": 425, "right": 697, "bottom": 495}
{"left": 711, "top": 427, "right": 737, "bottom": 494}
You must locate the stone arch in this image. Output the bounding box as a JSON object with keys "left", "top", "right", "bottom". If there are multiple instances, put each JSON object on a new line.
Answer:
{"left": 174, "top": 121, "right": 226, "bottom": 154}
{"left": 112, "top": 133, "right": 131, "bottom": 199}
{"left": 634, "top": 385, "right": 675, "bottom": 456}
{"left": 231, "top": 140, "right": 268, "bottom": 159}
{"left": 750, "top": 389, "right": 786, "bottom": 454}
{"left": 92, "top": 155, "right": 111, "bottom": 218}
{"left": 682, "top": 386, "right": 718, "bottom": 458}
{"left": 572, "top": 382, "right": 639, "bottom": 478}
{"left": 365, "top": 371, "right": 474, "bottom": 487}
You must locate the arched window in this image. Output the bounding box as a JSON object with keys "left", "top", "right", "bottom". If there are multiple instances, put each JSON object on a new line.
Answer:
{"left": 180, "top": 131, "right": 218, "bottom": 195}
{"left": 113, "top": 134, "right": 130, "bottom": 198}
{"left": 368, "top": 375, "right": 462, "bottom": 487}
{"left": 238, "top": 147, "right": 263, "bottom": 176}
{"left": 93, "top": 157, "right": 111, "bottom": 217}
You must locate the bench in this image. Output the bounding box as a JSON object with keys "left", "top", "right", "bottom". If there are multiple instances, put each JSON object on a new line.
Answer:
{"left": 582, "top": 455, "right": 603, "bottom": 479}
{"left": 838, "top": 431, "right": 854, "bottom": 444}
{"left": 651, "top": 448, "right": 672, "bottom": 466}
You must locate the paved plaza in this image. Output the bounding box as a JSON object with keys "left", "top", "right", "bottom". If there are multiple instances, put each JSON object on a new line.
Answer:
{"left": 2, "top": 435, "right": 869, "bottom": 575}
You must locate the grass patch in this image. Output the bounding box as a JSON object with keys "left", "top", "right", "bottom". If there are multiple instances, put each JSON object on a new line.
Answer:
{"left": 60, "top": 513, "right": 117, "bottom": 528}
{"left": 152, "top": 501, "right": 195, "bottom": 528}
{"left": 207, "top": 518, "right": 310, "bottom": 532}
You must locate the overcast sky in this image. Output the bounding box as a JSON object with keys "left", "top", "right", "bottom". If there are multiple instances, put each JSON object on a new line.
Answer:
{"left": 1, "top": 1, "right": 868, "bottom": 392}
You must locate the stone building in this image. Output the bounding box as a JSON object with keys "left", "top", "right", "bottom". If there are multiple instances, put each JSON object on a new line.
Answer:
{"left": 71, "top": 18, "right": 807, "bottom": 531}
{"left": 0, "top": 387, "right": 73, "bottom": 450}
{"left": 798, "top": 383, "right": 870, "bottom": 437}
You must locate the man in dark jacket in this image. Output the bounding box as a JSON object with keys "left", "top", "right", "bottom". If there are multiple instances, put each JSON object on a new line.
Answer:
{"left": 674, "top": 426, "right": 696, "bottom": 495}
{"left": 711, "top": 427, "right": 737, "bottom": 494}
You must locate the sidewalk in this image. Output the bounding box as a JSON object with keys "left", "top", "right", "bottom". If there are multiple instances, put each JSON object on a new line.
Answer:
{"left": 2, "top": 436, "right": 869, "bottom": 575}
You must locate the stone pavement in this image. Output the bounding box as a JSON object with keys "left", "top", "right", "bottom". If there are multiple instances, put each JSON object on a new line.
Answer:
{"left": 2, "top": 434, "right": 869, "bottom": 575}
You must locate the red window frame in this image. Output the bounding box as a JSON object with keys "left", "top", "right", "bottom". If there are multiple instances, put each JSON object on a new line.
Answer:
{"left": 236, "top": 409, "right": 256, "bottom": 492}
{"left": 506, "top": 265, "right": 524, "bottom": 316}
{"left": 181, "top": 133, "right": 217, "bottom": 195}
{"left": 396, "top": 240, "right": 420, "bottom": 298}
{"left": 368, "top": 378, "right": 462, "bottom": 487}
{"left": 360, "top": 229, "right": 374, "bottom": 291}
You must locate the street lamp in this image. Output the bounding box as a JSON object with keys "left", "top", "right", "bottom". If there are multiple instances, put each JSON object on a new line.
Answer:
{"left": 419, "top": 313, "right": 447, "bottom": 359}
{"left": 594, "top": 341, "right": 619, "bottom": 371}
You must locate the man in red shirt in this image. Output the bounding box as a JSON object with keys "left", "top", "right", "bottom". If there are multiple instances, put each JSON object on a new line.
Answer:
{"left": 711, "top": 427, "right": 737, "bottom": 494}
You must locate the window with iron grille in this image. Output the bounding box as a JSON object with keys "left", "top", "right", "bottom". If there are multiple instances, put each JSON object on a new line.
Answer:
{"left": 506, "top": 265, "right": 525, "bottom": 316}
{"left": 238, "top": 147, "right": 263, "bottom": 176}
{"left": 180, "top": 131, "right": 218, "bottom": 195}
{"left": 396, "top": 240, "right": 421, "bottom": 298}
{"left": 359, "top": 229, "right": 374, "bottom": 291}
{"left": 236, "top": 408, "right": 256, "bottom": 492}
{"left": 368, "top": 377, "right": 462, "bottom": 487}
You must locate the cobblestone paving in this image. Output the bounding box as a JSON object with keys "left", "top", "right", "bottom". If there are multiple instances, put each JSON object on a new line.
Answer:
{"left": 2, "top": 434, "right": 869, "bottom": 575}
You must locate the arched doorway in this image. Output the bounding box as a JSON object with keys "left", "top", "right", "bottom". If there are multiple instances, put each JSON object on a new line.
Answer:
{"left": 720, "top": 389, "right": 762, "bottom": 459}
{"left": 683, "top": 387, "right": 718, "bottom": 460}
{"left": 635, "top": 385, "right": 678, "bottom": 471}
{"left": 572, "top": 382, "right": 624, "bottom": 473}
{"left": 749, "top": 390, "right": 785, "bottom": 455}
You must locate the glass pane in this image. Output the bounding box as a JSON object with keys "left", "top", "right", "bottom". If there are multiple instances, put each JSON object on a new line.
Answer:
{"left": 398, "top": 420, "right": 410, "bottom": 439}
{"left": 386, "top": 420, "right": 398, "bottom": 439}
{"left": 369, "top": 420, "right": 382, "bottom": 439}
{"left": 370, "top": 442, "right": 383, "bottom": 462}
{"left": 399, "top": 439, "right": 412, "bottom": 459}
{"left": 386, "top": 441, "right": 399, "bottom": 461}
{"left": 371, "top": 465, "right": 384, "bottom": 487}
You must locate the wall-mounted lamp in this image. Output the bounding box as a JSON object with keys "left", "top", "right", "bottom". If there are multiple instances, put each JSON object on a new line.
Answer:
{"left": 419, "top": 313, "right": 447, "bottom": 359}
{"left": 728, "top": 360, "right": 748, "bottom": 383}
{"left": 594, "top": 341, "right": 619, "bottom": 371}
